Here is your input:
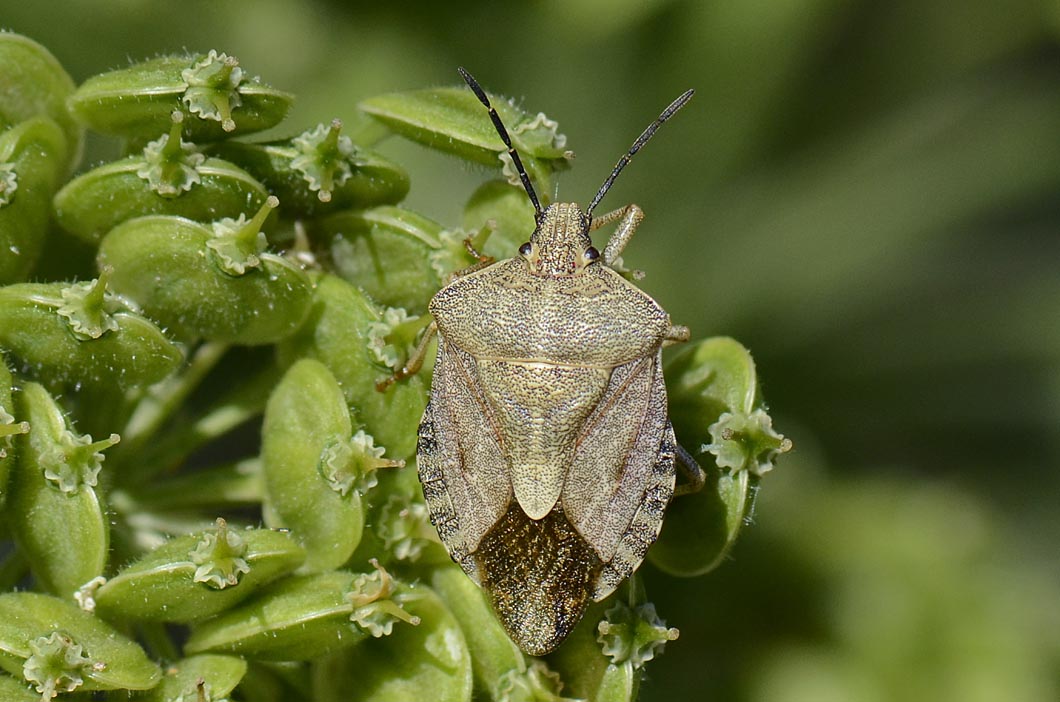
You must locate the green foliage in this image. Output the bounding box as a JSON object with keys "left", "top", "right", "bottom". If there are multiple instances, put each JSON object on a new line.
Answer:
{"left": 0, "top": 32, "right": 787, "bottom": 702}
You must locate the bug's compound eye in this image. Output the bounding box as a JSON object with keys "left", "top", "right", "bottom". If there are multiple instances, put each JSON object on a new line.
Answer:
{"left": 518, "top": 242, "right": 533, "bottom": 257}
{"left": 584, "top": 246, "right": 600, "bottom": 262}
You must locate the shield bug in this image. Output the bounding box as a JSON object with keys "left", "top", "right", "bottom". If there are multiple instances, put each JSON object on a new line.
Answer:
{"left": 397, "top": 68, "right": 703, "bottom": 655}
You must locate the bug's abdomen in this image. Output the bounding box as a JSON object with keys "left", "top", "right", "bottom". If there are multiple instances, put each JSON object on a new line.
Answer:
{"left": 475, "top": 502, "right": 603, "bottom": 656}
{"left": 476, "top": 359, "right": 609, "bottom": 520}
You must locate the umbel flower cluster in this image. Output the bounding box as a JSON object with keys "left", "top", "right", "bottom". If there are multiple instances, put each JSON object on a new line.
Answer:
{"left": 0, "top": 33, "right": 788, "bottom": 702}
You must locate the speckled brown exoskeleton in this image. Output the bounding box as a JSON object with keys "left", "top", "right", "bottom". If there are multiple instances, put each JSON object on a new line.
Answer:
{"left": 387, "top": 68, "right": 704, "bottom": 655}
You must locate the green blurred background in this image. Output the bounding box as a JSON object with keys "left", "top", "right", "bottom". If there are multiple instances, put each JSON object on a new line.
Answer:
{"left": 5, "top": 1, "right": 1059, "bottom": 699}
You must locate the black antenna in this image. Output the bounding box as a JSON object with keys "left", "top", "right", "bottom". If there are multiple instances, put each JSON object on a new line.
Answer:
{"left": 585, "top": 88, "right": 694, "bottom": 221}
{"left": 458, "top": 67, "right": 543, "bottom": 218}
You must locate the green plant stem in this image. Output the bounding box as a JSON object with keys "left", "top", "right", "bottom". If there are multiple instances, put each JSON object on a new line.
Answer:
{"left": 118, "top": 341, "right": 230, "bottom": 462}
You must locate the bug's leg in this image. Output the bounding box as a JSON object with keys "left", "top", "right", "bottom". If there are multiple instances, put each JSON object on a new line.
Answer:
{"left": 463, "top": 220, "right": 497, "bottom": 264}
{"left": 589, "top": 204, "right": 644, "bottom": 265}
{"left": 673, "top": 443, "right": 705, "bottom": 496}
{"left": 376, "top": 320, "right": 438, "bottom": 392}
{"left": 663, "top": 324, "right": 690, "bottom": 348}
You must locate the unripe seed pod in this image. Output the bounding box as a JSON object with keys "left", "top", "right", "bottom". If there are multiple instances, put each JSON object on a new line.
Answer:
{"left": 0, "top": 592, "right": 160, "bottom": 695}
{"left": 262, "top": 358, "right": 403, "bottom": 571}
{"left": 68, "top": 50, "right": 293, "bottom": 141}
{"left": 0, "top": 32, "right": 83, "bottom": 174}
{"left": 53, "top": 111, "right": 268, "bottom": 245}
{"left": 650, "top": 337, "right": 790, "bottom": 577}
{"left": 360, "top": 86, "right": 570, "bottom": 192}
{"left": 143, "top": 654, "right": 246, "bottom": 702}
{"left": 213, "top": 119, "right": 410, "bottom": 217}
{"left": 0, "top": 271, "right": 183, "bottom": 390}
{"left": 184, "top": 562, "right": 421, "bottom": 661}
{"left": 0, "top": 357, "right": 28, "bottom": 509}
{"left": 91, "top": 519, "right": 305, "bottom": 623}
{"left": 6, "top": 382, "right": 114, "bottom": 598}
{"left": 98, "top": 197, "right": 314, "bottom": 345}
{"left": 0, "top": 117, "right": 67, "bottom": 283}
{"left": 311, "top": 580, "right": 471, "bottom": 702}
{"left": 276, "top": 273, "right": 427, "bottom": 459}
{"left": 312, "top": 205, "right": 446, "bottom": 314}
{"left": 430, "top": 565, "right": 525, "bottom": 697}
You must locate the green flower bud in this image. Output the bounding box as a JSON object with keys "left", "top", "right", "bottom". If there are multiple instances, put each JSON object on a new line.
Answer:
{"left": 0, "top": 117, "right": 67, "bottom": 283}
{"left": 98, "top": 198, "right": 314, "bottom": 345}
{"left": 313, "top": 205, "right": 446, "bottom": 315}
{"left": 6, "top": 382, "right": 112, "bottom": 597}
{"left": 145, "top": 654, "right": 246, "bottom": 702}
{"left": 184, "top": 562, "right": 420, "bottom": 661}
{"left": 262, "top": 359, "right": 402, "bottom": 571}
{"left": 650, "top": 337, "right": 789, "bottom": 577}
{"left": 0, "top": 32, "right": 82, "bottom": 174}
{"left": 311, "top": 579, "right": 471, "bottom": 702}
{"left": 0, "top": 277, "right": 183, "bottom": 390}
{"left": 91, "top": 522, "right": 304, "bottom": 623}
{"left": 53, "top": 113, "right": 268, "bottom": 245}
{"left": 68, "top": 51, "right": 293, "bottom": 141}
{"left": 0, "top": 592, "right": 160, "bottom": 693}
{"left": 212, "top": 119, "right": 409, "bottom": 217}
{"left": 276, "top": 273, "right": 427, "bottom": 458}
{"left": 360, "top": 86, "right": 570, "bottom": 195}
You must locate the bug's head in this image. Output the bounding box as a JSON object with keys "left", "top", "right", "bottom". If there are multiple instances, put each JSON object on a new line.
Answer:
{"left": 519, "top": 202, "right": 598, "bottom": 276}
{"left": 457, "top": 67, "right": 693, "bottom": 276}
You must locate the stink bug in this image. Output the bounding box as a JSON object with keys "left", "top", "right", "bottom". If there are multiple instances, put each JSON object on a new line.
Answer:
{"left": 393, "top": 68, "right": 703, "bottom": 655}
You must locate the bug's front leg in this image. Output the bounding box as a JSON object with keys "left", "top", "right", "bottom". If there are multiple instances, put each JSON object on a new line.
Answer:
{"left": 589, "top": 203, "right": 644, "bottom": 265}
{"left": 375, "top": 320, "right": 438, "bottom": 392}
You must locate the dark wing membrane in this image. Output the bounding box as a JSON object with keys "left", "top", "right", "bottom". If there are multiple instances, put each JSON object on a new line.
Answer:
{"left": 475, "top": 503, "right": 603, "bottom": 656}
{"left": 562, "top": 350, "right": 676, "bottom": 600}
{"left": 417, "top": 339, "right": 513, "bottom": 582}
